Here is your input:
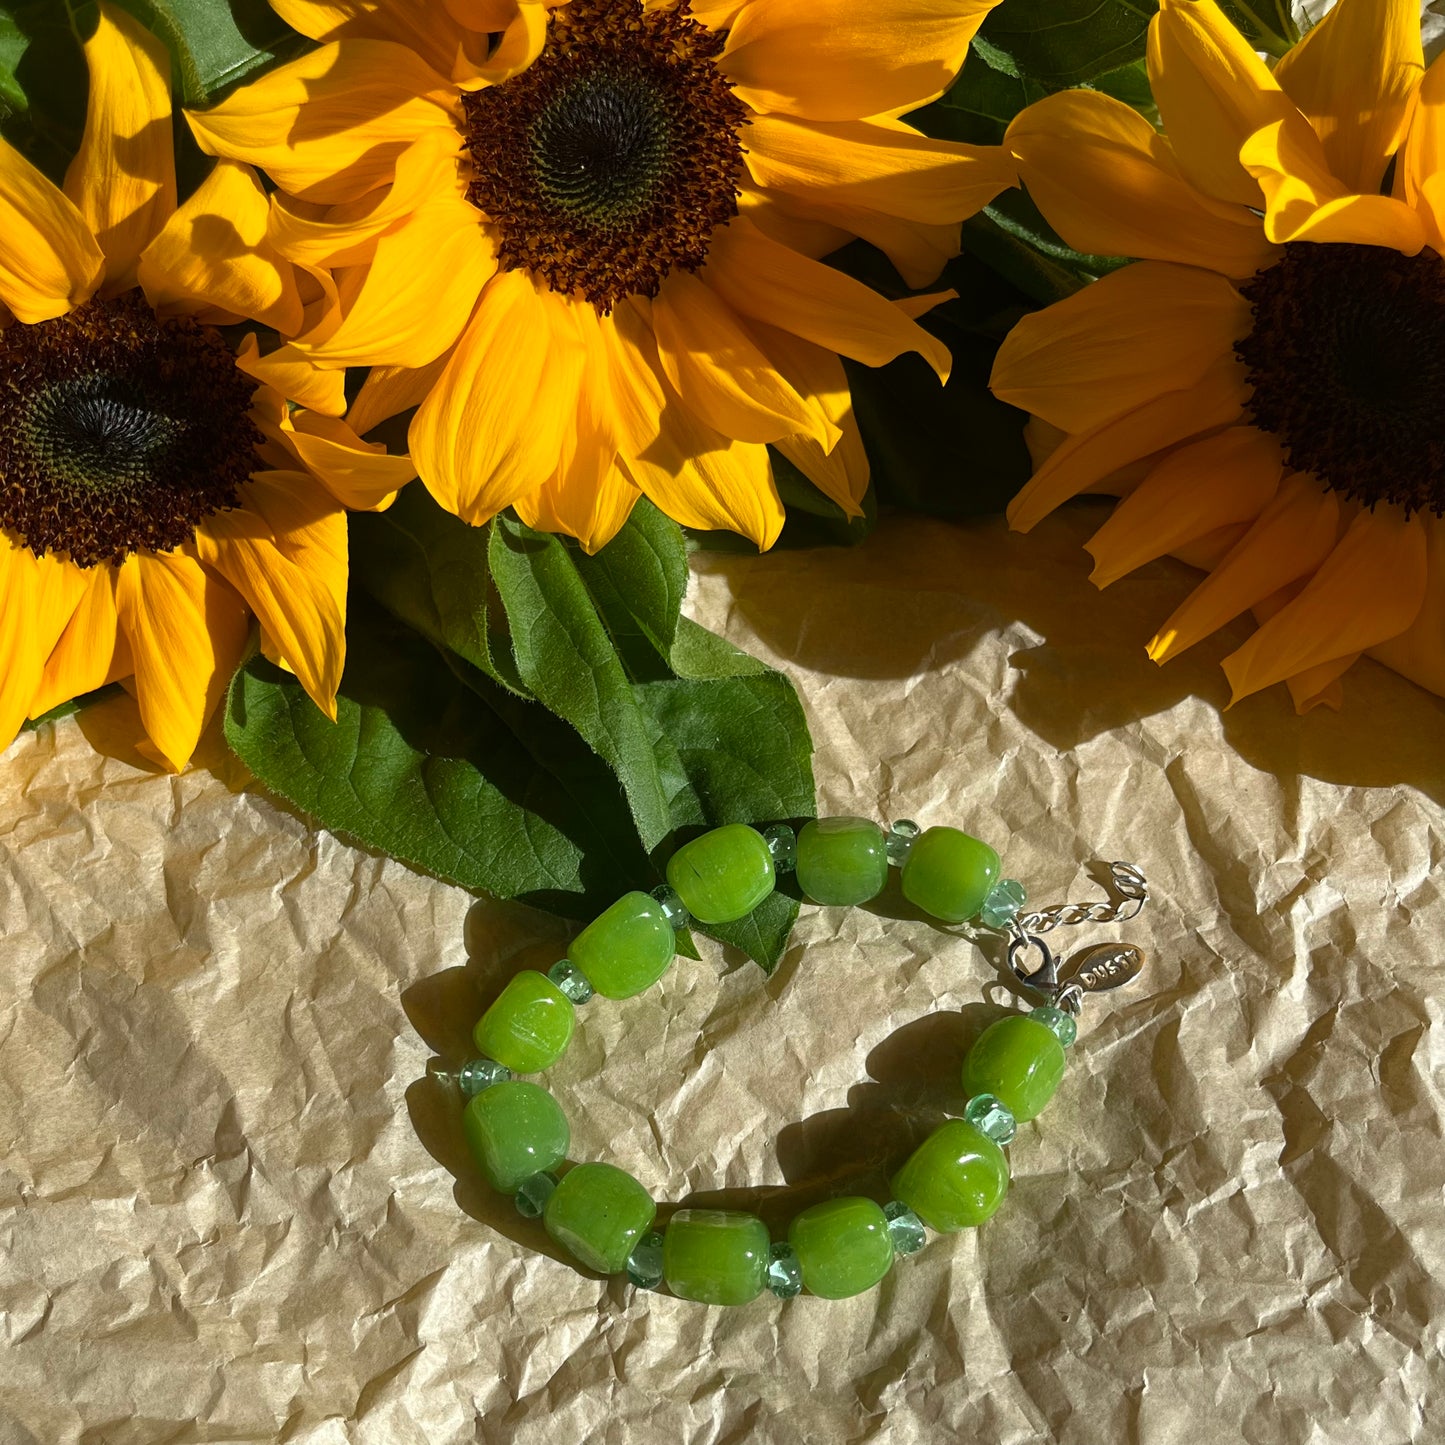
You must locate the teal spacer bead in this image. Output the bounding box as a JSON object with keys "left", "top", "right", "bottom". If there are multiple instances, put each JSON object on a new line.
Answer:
{"left": 885, "top": 818, "right": 921, "bottom": 867}
{"left": 762, "top": 823, "right": 798, "bottom": 873}
{"left": 978, "top": 878, "right": 1028, "bottom": 930}
{"left": 568, "top": 891, "right": 676, "bottom": 1000}
{"left": 883, "top": 1200, "right": 927, "bottom": 1256}
{"left": 665, "top": 825, "right": 775, "bottom": 925}
{"left": 626, "top": 1231, "right": 665, "bottom": 1289}
{"left": 795, "top": 816, "right": 889, "bottom": 906}
{"left": 650, "top": 884, "right": 692, "bottom": 930}
{"left": 963, "top": 1092, "right": 1018, "bottom": 1146}
{"left": 1030, "top": 1004, "right": 1078, "bottom": 1048}
{"left": 514, "top": 1171, "right": 558, "bottom": 1219}
{"left": 458, "top": 1057, "right": 511, "bottom": 1098}
{"left": 766, "top": 1241, "right": 803, "bottom": 1298}
{"left": 547, "top": 958, "right": 594, "bottom": 1004}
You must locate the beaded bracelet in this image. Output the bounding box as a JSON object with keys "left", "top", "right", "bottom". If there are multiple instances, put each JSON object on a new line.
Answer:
{"left": 447, "top": 818, "right": 1148, "bottom": 1303}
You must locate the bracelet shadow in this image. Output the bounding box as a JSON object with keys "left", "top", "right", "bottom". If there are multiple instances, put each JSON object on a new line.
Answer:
{"left": 400, "top": 894, "right": 1045, "bottom": 1282}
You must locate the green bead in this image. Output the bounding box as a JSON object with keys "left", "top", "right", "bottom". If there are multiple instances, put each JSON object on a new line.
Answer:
{"left": 568, "top": 891, "right": 675, "bottom": 1000}
{"left": 665, "top": 825, "right": 775, "bottom": 925}
{"left": 662, "top": 1209, "right": 770, "bottom": 1305}
{"left": 962, "top": 1015, "right": 1067, "bottom": 1122}
{"left": 890, "top": 1120, "right": 1009, "bottom": 1233}
{"left": 463, "top": 1081, "right": 570, "bottom": 1194}
{"left": 795, "top": 816, "right": 889, "bottom": 906}
{"left": 473, "top": 971, "right": 575, "bottom": 1074}
{"left": 788, "top": 1197, "right": 894, "bottom": 1299}
{"left": 543, "top": 1162, "right": 657, "bottom": 1275}
{"left": 899, "top": 826, "right": 1001, "bottom": 923}
{"left": 979, "top": 878, "right": 1027, "bottom": 930}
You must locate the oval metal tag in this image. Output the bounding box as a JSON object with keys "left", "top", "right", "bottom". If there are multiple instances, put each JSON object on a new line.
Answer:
{"left": 1058, "top": 942, "right": 1145, "bottom": 993}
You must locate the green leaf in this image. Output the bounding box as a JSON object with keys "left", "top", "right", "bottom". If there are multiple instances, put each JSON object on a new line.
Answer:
{"left": 0, "top": 10, "right": 29, "bottom": 117}
{"left": 350, "top": 484, "right": 530, "bottom": 697}
{"left": 225, "top": 595, "right": 649, "bottom": 915}
{"left": 971, "top": 0, "right": 1159, "bottom": 88}
{"left": 488, "top": 513, "right": 677, "bottom": 853}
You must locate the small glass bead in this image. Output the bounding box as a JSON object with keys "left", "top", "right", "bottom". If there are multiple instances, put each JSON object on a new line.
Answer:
{"left": 1030, "top": 1004, "right": 1078, "bottom": 1048}
{"left": 885, "top": 819, "right": 921, "bottom": 866}
{"left": 626, "top": 1230, "right": 665, "bottom": 1289}
{"left": 963, "top": 1092, "right": 1018, "bottom": 1146}
{"left": 514, "top": 1171, "right": 558, "bottom": 1219}
{"left": 547, "top": 958, "right": 594, "bottom": 1004}
{"left": 883, "top": 1201, "right": 927, "bottom": 1256}
{"left": 458, "top": 1057, "right": 511, "bottom": 1098}
{"left": 762, "top": 823, "right": 798, "bottom": 872}
{"left": 650, "top": 884, "right": 692, "bottom": 930}
{"left": 979, "top": 878, "right": 1028, "bottom": 930}
{"left": 766, "top": 1241, "right": 803, "bottom": 1298}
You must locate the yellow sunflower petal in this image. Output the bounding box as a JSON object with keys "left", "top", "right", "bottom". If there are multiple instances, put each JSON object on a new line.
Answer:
{"left": 0, "top": 137, "right": 105, "bottom": 323}
{"left": 273, "top": 0, "right": 474, "bottom": 78}
{"left": 743, "top": 112, "right": 1016, "bottom": 226}
{"left": 1401, "top": 52, "right": 1445, "bottom": 253}
{"left": 1222, "top": 506, "right": 1428, "bottom": 703}
{"left": 114, "top": 549, "right": 251, "bottom": 771}
{"left": 0, "top": 537, "right": 86, "bottom": 746}
{"left": 1084, "top": 427, "right": 1283, "bottom": 588}
{"left": 1369, "top": 513, "right": 1445, "bottom": 697}
{"left": 990, "top": 260, "right": 1251, "bottom": 435}
{"left": 347, "top": 352, "right": 453, "bottom": 437}
{"left": 284, "top": 412, "right": 418, "bottom": 510}
{"left": 1272, "top": 0, "right": 1423, "bottom": 196}
{"left": 410, "top": 273, "right": 585, "bottom": 522}
{"left": 1240, "top": 119, "right": 1428, "bottom": 252}
{"left": 266, "top": 127, "right": 461, "bottom": 270}
{"left": 721, "top": 0, "right": 998, "bottom": 122}
{"left": 651, "top": 269, "right": 833, "bottom": 446}
{"left": 515, "top": 461, "right": 641, "bottom": 554}
{"left": 705, "top": 214, "right": 951, "bottom": 380}
{"left": 624, "top": 406, "right": 784, "bottom": 549}
{"left": 186, "top": 40, "right": 459, "bottom": 204}
{"left": 291, "top": 187, "right": 497, "bottom": 368}
{"left": 1006, "top": 91, "right": 1277, "bottom": 279}
{"left": 138, "top": 160, "right": 304, "bottom": 332}
{"left": 747, "top": 320, "right": 868, "bottom": 516}
{"left": 470, "top": 3, "right": 550, "bottom": 85}
{"left": 1147, "top": 474, "right": 1342, "bottom": 663}
{"left": 29, "top": 564, "right": 133, "bottom": 720}
{"left": 235, "top": 334, "right": 347, "bottom": 416}
{"left": 1284, "top": 653, "right": 1358, "bottom": 714}
{"left": 193, "top": 472, "right": 347, "bottom": 717}
{"left": 1007, "top": 354, "right": 1250, "bottom": 532}
{"left": 63, "top": 1, "right": 177, "bottom": 292}
{"left": 1146, "top": 0, "right": 1296, "bottom": 207}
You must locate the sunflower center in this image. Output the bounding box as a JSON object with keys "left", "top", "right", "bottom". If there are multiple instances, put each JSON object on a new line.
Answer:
{"left": 462, "top": 0, "right": 747, "bottom": 311}
{"left": 1236, "top": 242, "right": 1445, "bottom": 515}
{"left": 0, "top": 293, "right": 262, "bottom": 568}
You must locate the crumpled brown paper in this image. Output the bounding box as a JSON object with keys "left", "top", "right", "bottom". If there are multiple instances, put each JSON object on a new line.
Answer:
{"left": 2, "top": 508, "right": 1442, "bottom": 1445}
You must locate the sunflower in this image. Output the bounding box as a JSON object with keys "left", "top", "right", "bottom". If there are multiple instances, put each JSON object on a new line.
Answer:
{"left": 186, "top": 0, "right": 1017, "bottom": 550}
{"left": 989, "top": 0, "right": 1445, "bottom": 712}
{"left": 0, "top": 3, "right": 415, "bottom": 770}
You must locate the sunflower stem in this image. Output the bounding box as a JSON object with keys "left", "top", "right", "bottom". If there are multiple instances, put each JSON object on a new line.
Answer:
{"left": 1227, "top": 0, "right": 1299, "bottom": 58}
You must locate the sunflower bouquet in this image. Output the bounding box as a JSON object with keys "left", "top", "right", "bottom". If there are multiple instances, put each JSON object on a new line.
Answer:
{"left": 0, "top": 0, "right": 1440, "bottom": 959}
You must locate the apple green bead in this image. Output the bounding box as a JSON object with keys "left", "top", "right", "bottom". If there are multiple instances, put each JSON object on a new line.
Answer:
{"left": 788, "top": 1197, "right": 895, "bottom": 1299}
{"left": 568, "top": 891, "right": 676, "bottom": 1000}
{"left": 665, "top": 825, "right": 775, "bottom": 925}
{"left": 962, "top": 1015, "right": 1066, "bottom": 1123}
{"left": 795, "top": 817, "right": 889, "bottom": 906}
{"left": 662, "top": 1209, "right": 770, "bottom": 1305}
{"left": 463, "top": 1081, "right": 570, "bottom": 1194}
{"left": 899, "top": 826, "right": 1001, "bottom": 923}
{"left": 543, "top": 1163, "right": 657, "bottom": 1275}
{"left": 890, "top": 1120, "right": 1009, "bottom": 1233}
{"left": 473, "top": 971, "right": 575, "bottom": 1074}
